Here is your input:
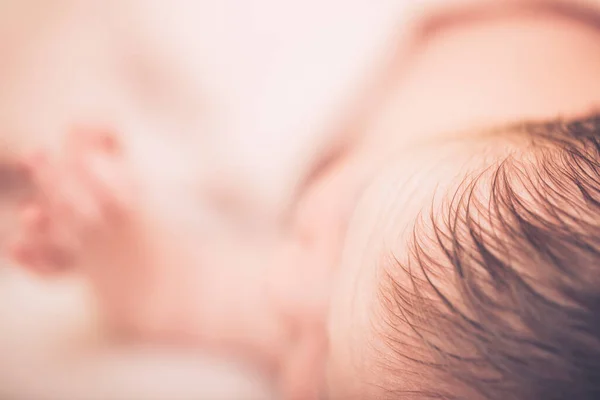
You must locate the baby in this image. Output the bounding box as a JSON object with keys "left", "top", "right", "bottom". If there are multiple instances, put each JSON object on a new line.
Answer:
{"left": 7, "top": 0, "right": 600, "bottom": 399}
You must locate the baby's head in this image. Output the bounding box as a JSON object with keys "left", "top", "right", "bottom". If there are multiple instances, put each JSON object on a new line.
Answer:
{"left": 325, "top": 114, "right": 600, "bottom": 399}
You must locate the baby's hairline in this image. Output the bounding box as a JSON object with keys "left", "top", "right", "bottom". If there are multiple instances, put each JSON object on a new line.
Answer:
{"left": 364, "top": 112, "right": 600, "bottom": 399}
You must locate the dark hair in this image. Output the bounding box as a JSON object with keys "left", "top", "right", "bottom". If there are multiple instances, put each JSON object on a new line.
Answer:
{"left": 378, "top": 114, "right": 600, "bottom": 399}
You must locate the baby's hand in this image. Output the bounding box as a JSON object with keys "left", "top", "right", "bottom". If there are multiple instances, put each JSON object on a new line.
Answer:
{"left": 6, "top": 125, "right": 219, "bottom": 343}
{"left": 7, "top": 127, "right": 136, "bottom": 275}
{"left": 5, "top": 126, "right": 180, "bottom": 339}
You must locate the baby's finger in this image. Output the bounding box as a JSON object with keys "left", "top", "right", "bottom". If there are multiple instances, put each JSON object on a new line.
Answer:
{"left": 75, "top": 150, "right": 138, "bottom": 225}
{"left": 6, "top": 240, "right": 42, "bottom": 269}
{"left": 22, "top": 151, "right": 75, "bottom": 223}
{"left": 21, "top": 183, "right": 82, "bottom": 247}
{"left": 5, "top": 237, "right": 64, "bottom": 274}
{"left": 15, "top": 203, "right": 79, "bottom": 269}
{"left": 66, "top": 127, "right": 133, "bottom": 220}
